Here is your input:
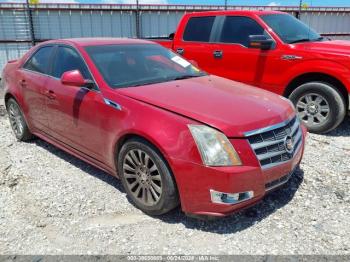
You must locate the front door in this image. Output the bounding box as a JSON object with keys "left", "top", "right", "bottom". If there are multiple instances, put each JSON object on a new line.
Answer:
{"left": 45, "top": 45, "right": 106, "bottom": 161}
{"left": 213, "top": 15, "right": 276, "bottom": 87}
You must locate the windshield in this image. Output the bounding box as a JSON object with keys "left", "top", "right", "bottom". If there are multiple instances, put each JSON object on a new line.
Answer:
{"left": 260, "top": 14, "right": 322, "bottom": 44}
{"left": 85, "top": 44, "right": 206, "bottom": 88}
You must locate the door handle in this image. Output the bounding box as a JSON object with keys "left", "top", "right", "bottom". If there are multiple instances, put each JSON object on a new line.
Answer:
{"left": 213, "top": 50, "right": 223, "bottom": 59}
{"left": 45, "top": 90, "right": 56, "bottom": 100}
{"left": 176, "top": 48, "right": 184, "bottom": 55}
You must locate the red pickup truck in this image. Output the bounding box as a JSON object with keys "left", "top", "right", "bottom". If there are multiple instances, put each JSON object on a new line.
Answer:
{"left": 152, "top": 10, "right": 350, "bottom": 134}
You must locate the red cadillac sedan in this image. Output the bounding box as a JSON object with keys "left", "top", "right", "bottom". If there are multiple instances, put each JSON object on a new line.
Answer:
{"left": 2, "top": 38, "right": 307, "bottom": 217}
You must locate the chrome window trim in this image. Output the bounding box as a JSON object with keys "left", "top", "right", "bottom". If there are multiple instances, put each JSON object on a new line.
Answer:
{"left": 21, "top": 43, "right": 101, "bottom": 93}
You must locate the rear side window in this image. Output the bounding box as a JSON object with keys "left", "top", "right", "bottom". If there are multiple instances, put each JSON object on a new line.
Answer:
{"left": 183, "top": 16, "right": 215, "bottom": 42}
{"left": 219, "top": 16, "right": 266, "bottom": 47}
{"left": 23, "top": 46, "right": 53, "bottom": 75}
{"left": 52, "top": 46, "right": 91, "bottom": 79}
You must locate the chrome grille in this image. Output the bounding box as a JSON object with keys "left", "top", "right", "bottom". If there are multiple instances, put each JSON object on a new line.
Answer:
{"left": 246, "top": 116, "right": 303, "bottom": 169}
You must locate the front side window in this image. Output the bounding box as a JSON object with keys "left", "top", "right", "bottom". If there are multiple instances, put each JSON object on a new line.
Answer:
{"left": 23, "top": 46, "right": 53, "bottom": 75}
{"left": 219, "top": 16, "right": 267, "bottom": 47}
{"left": 52, "top": 46, "right": 91, "bottom": 79}
{"left": 85, "top": 44, "right": 206, "bottom": 89}
{"left": 260, "top": 14, "right": 321, "bottom": 44}
{"left": 183, "top": 16, "right": 215, "bottom": 42}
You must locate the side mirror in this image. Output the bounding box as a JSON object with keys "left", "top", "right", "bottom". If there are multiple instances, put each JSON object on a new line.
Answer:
{"left": 61, "top": 70, "right": 94, "bottom": 88}
{"left": 248, "top": 35, "right": 274, "bottom": 50}
{"left": 169, "top": 32, "right": 175, "bottom": 40}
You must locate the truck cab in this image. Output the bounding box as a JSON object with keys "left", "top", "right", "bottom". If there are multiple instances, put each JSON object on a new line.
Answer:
{"left": 153, "top": 11, "right": 350, "bottom": 134}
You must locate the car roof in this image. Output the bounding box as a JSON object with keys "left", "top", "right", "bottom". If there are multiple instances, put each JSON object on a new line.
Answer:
{"left": 42, "top": 38, "right": 155, "bottom": 47}
{"left": 185, "top": 10, "right": 285, "bottom": 16}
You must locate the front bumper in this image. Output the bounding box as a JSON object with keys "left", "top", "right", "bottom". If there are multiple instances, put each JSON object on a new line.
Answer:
{"left": 171, "top": 125, "right": 307, "bottom": 217}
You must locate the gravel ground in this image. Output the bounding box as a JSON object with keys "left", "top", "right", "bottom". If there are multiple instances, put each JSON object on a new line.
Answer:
{"left": 0, "top": 86, "right": 349, "bottom": 255}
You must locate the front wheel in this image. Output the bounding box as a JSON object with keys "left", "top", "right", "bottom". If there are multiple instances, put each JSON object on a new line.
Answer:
{"left": 289, "top": 82, "right": 346, "bottom": 134}
{"left": 117, "top": 138, "right": 179, "bottom": 216}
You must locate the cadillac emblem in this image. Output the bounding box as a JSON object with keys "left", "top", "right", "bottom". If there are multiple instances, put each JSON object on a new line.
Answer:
{"left": 284, "top": 136, "right": 294, "bottom": 154}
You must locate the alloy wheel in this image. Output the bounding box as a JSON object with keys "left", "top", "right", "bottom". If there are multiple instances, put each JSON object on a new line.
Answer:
{"left": 8, "top": 102, "right": 24, "bottom": 137}
{"left": 123, "top": 149, "right": 162, "bottom": 206}
{"left": 296, "top": 93, "right": 330, "bottom": 126}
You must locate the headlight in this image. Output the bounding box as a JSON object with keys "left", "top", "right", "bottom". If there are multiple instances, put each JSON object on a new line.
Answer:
{"left": 188, "top": 125, "right": 242, "bottom": 166}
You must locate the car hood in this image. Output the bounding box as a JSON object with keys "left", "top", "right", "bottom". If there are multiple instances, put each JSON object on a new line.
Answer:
{"left": 298, "top": 40, "right": 350, "bottom": 56}
{"left": 117, "top": 75, "right": 295, "bottom": 137}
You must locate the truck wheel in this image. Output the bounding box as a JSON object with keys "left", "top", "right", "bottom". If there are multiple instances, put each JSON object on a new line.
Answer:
{"left": 289, "top": 82, "right": 346, "bottom": 134}
{"left": 6, "top": 98, "right": 33, "bottom": 141}
{"left": 117, "top": 138, "right": 179, "bottom": 216}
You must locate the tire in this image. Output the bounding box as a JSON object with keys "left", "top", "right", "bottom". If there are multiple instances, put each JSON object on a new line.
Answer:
{"left": 117, "top": 138, "right": 179, "bottom": 216}
{"left": 6, "top": 98, "right": 33, "bottom": 141}
{"left": 289, "top": 82, "right": 346, "bottom": 134}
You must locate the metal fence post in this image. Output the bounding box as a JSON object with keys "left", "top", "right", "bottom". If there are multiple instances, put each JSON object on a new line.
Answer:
{"left": 25, "top": 0, "right": 36, "bottom": 45}
{"left": 135, "top": 0, "right": 141, "bottom": 38}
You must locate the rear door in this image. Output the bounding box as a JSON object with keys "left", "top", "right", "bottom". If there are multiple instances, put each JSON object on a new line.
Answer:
{"left": 214, "top": 16, "right": 276, "bottom": 87}
{"left": 172, "top": 15, "right": 223, "bottom": 76}
{"left": 45, "top": 45, "right": 106, "bottom": 161}
{"left": 19, "top": 45, "right": 55, "bottom": 131}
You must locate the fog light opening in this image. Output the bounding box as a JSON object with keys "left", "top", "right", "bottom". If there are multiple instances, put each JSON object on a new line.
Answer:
{"left": 210, "top": 190, "right": 254, "bottom": 205}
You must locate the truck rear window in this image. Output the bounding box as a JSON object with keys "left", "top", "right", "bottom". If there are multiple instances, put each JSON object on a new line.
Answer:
{"left": 183, "top": 16, "right": 215, "bottom": 42}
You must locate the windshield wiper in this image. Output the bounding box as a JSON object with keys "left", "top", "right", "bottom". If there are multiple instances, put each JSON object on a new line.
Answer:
{"left": 170, "top": 74, "right": 204, "bottom": 81}
{"left": 289, "top": 38, "right": 311, "bottom": 44}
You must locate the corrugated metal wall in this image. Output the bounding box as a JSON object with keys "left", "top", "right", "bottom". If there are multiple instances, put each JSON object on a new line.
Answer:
{"left": 1, "top": 3, "right": 350, "bottom": 72}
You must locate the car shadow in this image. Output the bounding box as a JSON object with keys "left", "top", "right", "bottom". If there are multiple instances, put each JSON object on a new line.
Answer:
{"left": 32, "top": 139, "right": 125, "bottom": 193}
{"left": 32, "top": 138, "right": 304, "bottom": 234}
{"left": 323, "top": 115, "right": 350, "bottom": 137}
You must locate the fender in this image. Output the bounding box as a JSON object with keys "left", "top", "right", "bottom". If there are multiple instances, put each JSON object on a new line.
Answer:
{"left": 282, "top": 59, "right": 350, "bottom": 93}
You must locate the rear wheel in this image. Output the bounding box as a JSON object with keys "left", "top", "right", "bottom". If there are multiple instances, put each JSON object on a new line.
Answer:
{"left": 117, "top": 138, "right": 179, "bottom": 215}
{"left": 289, "top": 82, "right": 346, "bottom": 134}
{"left": 6, "top": 98, "right": 33, "bottom": 141}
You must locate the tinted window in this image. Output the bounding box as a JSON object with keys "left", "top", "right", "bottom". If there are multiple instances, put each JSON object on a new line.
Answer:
{"left": 183, "top": 16, "right": 215, "bottom": 42}
{"left": 220, "top": 16, "right": 266, "bottom": 46}
{"left": 23, "top": 46, "right": 53, "bottom": 74}
{"left": 52, "top": 46, "right": 91, "bottom": 79}
{"left": 261, "top": 14, "right": 321, "bottom": 44}
{"left": 85, "top": 44, "right": 205, "bottom": 89}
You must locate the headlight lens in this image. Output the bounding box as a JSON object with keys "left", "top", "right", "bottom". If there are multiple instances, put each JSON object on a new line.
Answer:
{"left": 188, "top": 125, "right": 242, "bottom": 166}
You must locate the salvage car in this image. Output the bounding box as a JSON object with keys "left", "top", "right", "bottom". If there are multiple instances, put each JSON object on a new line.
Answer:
{"left": 2, "top": 38, "right": 307, "bottom": 217}
{"left": 151, "top": 10, "right": 350, "bottom": 134}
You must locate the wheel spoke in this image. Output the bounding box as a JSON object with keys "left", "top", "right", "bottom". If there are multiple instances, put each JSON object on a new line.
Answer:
{"left": 151, "top": 174, "right": 161, "bottom": 181}
{"left": 124, "top": 172, "right": 137, "bottom": 179}
{"left": 125, "top": 155, "right": 137, "bottom": 167}
{"left": 305, "top": 95, "right": 313, "bottom": 104}
{"left": 149, "top": 163, "right": 157, "bottom": 173}
{"left": 314, "top": 96, "right": 323, "bottom": 105}
{"left": 144, "top": 154, "right": 150, "bottom": 167}
{"left": 315, "top": 113, "right": 326, "bottom": 122}
{"left": 130, "top": 151, "right": 141, "bottom": 165}
{"left": 296, "top": 101, "right": 307, "bottom": 109}
{"left": 134, "top": 183, "right": 142, "bottom": 197}
{"left": 320, "top": 105, "right": 329, "bottom": 113}
{"left": 149, "top": 186, "right": 160, "bottom": 201}
{"left": 123, "top": 163, "right": 135, "bottom": 172}
{"left": 298, "top": 111, "right": 307, "bottom": 119}
{"left": 151, "top": 181, "right": 162, "bottom": 194}
{"left": 307, "top": 115, "right": 315, "bottom": 125}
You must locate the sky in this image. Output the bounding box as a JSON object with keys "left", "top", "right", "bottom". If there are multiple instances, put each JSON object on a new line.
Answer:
{"left": 0, "top": 0, "right": 349, "bottom": 7}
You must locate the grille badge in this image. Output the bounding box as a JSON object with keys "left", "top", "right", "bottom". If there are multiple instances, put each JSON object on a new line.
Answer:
{"left": 284, "top": 135, "right": 294, "bottom": 154}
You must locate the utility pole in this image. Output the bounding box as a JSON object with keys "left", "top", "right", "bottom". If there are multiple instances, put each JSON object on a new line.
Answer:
{"left": 224, "top": 0, "right": 228, "bottom": 10}
{"left": 25, "top": 0, "right": 35, "bottom": 46}
{"left": 135, "top": 0, "right": 141, "bottom": 38}
{"left": 297, "top": 0, "right": 302, "bottom": 19}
